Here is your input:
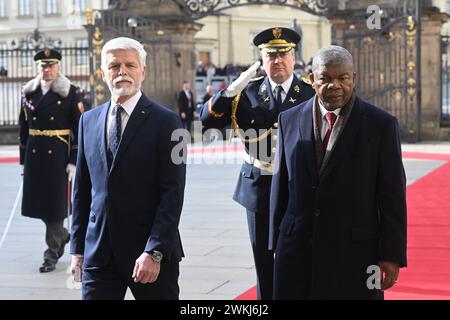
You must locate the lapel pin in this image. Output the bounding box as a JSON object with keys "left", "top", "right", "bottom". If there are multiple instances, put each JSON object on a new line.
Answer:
{"left": 289, "top": 97, "right": 296, "bottom": 104}
{"left": 264, "top": 96, "right": 270, "bottom": 103}
{"left": 294, "top": 85, "right": 300, "bottom": 93}
{"left": 141, "top": 110, "right": 145, "bottom": 114}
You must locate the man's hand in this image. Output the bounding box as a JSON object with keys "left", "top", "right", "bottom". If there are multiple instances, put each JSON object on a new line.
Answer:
{"left": 70, "top": 255, "right": 84, "bottom": 282}
{"left": 223, "top": 61, "right": 261, "bottom": 98}
{"left": 181, "top": 112, "right": 186, "bottom": 120}
{"left": 20, "top": 164, "right": 24, "bottom": 176}
{"left": 379, "top": 260, "right": 400, "bottom": 290}
{"left": 66, "top": 164, "right": 76, "bottom": 180}
{"left": 132, "top": 252, "right": 160, "bottom": 284}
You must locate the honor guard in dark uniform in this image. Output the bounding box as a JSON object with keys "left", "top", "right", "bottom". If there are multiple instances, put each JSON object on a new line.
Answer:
{"left": 19, "top": 48, "right": 84, "bottom": 273}
{"left": 200, "top": 27, "right": 315, "bottom": 299}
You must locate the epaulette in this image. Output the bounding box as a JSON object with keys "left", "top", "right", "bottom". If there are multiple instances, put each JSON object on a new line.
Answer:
{"left": 300, "top": 76, "right": 312, "bottom": 85}
{"left": 250, "top": 76, "right": 264, "bottom": 82}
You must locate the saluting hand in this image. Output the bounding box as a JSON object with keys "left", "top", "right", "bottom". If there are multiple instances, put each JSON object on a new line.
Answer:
{"left": 223, "top": 61, "right": 261, "bottom": 98}
{"left": 132, "top": 252, "right": 160, "bottom": 284}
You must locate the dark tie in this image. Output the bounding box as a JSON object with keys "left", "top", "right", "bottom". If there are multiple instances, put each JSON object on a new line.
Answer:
{"left": 275, "top": 85, "right": 283, "bottom": 106}
{"left": 322, "top": 112, "right": 337, "bottom": 151}
{"left": 108, "top": 105, "right": 123, "bottom": 167}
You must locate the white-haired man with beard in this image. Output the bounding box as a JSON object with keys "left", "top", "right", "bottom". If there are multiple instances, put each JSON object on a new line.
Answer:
{"left": 70, "top": 37, "right": 186, "bottom": 300}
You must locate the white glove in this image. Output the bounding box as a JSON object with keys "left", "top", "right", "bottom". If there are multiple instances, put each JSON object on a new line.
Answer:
{"left": 222, "top": 61, "right": 261, "bottom": 98}
{"left": 66, "top": 164, "right": 76, "bottom": 180}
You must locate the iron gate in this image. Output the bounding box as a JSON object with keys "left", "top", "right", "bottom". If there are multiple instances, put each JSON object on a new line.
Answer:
{"left": 335, "top": 0, "right": 421, "bottom": 142}
{"left": 0, "top": 46, "right": 90, "bottom": 126}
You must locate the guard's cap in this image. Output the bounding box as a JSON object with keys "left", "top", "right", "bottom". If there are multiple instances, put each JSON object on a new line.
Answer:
{"left": 34, "top": 48, "right": 62, "bottom": 65}
{"left": 253, "top": 27, "right": 301, "bottom": 53}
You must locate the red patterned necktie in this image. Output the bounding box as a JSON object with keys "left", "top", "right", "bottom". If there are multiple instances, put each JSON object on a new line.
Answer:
{"left": 322, "top": 112, "right": 337, "bottom": 151}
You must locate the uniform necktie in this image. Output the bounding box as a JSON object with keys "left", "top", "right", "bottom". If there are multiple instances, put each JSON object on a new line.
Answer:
{"left": 323, "top": 112, "right": 337, "bottom": 151}
{"left": 275, "top": 85, "right": 283, "bottom": 106}
{"left": 108, "top": 105, "right": 123, "bottom": 163}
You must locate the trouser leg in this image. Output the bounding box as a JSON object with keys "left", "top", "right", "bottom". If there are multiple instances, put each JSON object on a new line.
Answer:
{"left": 246, "top": 209, "right": 274, "bottom": 300}
{"left": 43, "top": 219, "right": 68, "bottom": 263}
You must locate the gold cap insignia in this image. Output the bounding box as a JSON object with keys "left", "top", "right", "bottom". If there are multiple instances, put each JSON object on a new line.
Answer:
{"left": 272, "top": 27, "right": 282, "bottom": 39}
{"left": 44, "top": 49, "right": 50, "bottom": 58}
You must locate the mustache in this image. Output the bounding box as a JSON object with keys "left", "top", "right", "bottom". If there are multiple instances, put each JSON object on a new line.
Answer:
{"left": 113, "top": 76, "right": 134, "bottom": 86}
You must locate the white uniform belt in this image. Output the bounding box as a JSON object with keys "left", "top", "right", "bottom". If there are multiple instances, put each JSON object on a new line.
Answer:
{"left": 243, "top": 152, "right": 273, "bottom": 173}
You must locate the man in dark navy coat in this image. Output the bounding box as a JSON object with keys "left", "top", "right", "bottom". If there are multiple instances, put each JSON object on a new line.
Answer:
{"left": 200, "top": 27, "right": 315, "bottom": 299}
{"left": 19, "top": 48, "right": 83, "bottom": 273}
{"left": 70, "top": 37, "right": 186, "bottom": 300}
{"left": 270, "top": 45, "right": 407, "bottom": 299}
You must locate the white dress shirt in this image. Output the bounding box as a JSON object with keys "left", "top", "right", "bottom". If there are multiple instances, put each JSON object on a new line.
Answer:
{"left": 318, "top": 101, "right": 342, "bottom": 141}
{"left": 268, "top": 74, "right": 294, "bottom": 103}
{"left": 106, "top": 91, "right": 142, "bottom": 145}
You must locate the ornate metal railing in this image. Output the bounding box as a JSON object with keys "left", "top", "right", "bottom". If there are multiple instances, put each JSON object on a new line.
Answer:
{"left": 176, "top": 0, "right": 335, "bottom": 19}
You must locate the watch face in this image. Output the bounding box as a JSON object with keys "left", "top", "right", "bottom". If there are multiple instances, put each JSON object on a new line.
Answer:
{"left": 152, "top": 251, "right": 163, "bottom": 262}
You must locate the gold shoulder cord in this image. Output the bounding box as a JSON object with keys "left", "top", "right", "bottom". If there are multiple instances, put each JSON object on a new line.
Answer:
{"left": 229, "top": 93, "right": 272, "bottom": 144}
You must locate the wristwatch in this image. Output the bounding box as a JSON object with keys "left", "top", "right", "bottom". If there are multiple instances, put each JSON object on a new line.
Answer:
{"left": 149, "top": 250, "right": 163, "bottom": 263}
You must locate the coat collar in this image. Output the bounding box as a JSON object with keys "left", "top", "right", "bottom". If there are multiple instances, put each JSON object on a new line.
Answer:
{"left": 257, "top": 75, "right": 310, "bottom": 113}
{"left": 23, "top": 73, "right": 72, "bottom": 98}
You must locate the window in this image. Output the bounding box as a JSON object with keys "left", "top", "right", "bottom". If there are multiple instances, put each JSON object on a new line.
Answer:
{"left": 46, "top": 0, "right": 58, "bottom": 14}
{"left": 73, "top": 0, "right": 86, "bottom": 12}
{"left": 18, "top": 0, "right": 31, "bottom": 16}
{"left": 76, "top": 39, "right": 88, "bottom": 65}
{"left": 102, "top": 0, "right": 109, "bottom": 9}
{"left": 0, "top": 0, "right": 6, "bottom": 17}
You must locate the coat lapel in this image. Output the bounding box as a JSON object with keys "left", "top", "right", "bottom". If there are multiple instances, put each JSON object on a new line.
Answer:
{"left": 319, "top": 97, "right": 364, "bottom": 181}
{"left": 97, "top": 101, "right": 110, "bottom": 171}
{"left": 256, "top": 77, "right": 272, "bottom": 110}
{"left": 110, "top": 94, "right": 151, "bottom": 171}
{"left": 280, "top": 75, "right": 304, "bottom": 113}
{"left": 298, "top": 99, "right": 318, "bottom": 185}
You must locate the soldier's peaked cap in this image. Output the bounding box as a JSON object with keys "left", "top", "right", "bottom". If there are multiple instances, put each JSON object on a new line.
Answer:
{"left": 34, "top": 48, "right": 62, "bottom": 65}
{"left": 253, "top": 27, "right": 301, "bottom": 53}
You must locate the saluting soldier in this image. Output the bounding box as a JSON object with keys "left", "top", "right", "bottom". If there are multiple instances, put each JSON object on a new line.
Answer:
{"left": 19, "top": 49, "right": 84, "bottom": 273}
{"left": 200, "top": 27, "right": 315, "bottom": 299}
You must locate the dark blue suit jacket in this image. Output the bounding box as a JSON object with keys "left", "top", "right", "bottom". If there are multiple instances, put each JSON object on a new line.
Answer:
{"left": 270, "top": 96, "right": 407, "bottom": 299}
{"left": 70, "top": 93, "right": 186, "bottom": 276}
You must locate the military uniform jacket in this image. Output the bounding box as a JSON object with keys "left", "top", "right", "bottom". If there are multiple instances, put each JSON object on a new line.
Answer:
{"left": 200, "top": 75, "right": 315, "bottom": 212}
{"left": 19, "top": 74, "right": 83, "bottom": 221}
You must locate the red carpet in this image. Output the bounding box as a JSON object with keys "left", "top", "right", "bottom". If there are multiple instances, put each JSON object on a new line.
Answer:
{"left": 236, "top": 152, "right": 450, "bottom": 300}
{"left": 0, "top": 157, "right": 19, "bottom": 163}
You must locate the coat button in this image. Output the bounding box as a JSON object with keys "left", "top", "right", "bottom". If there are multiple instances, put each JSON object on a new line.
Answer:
{"left": 273, "top": 135, "right": 277, "bottom": 141}
{"left": 32, "top": 149, "right": 36, "bottom": 153}
{"left": 50, "top": 116, "right": 54, "bottom": 121}
{"left": 273, "top": 122, "right": 278, "bottom": 128}
{"left": 32, "top": 117, "right": 37, "bottom": 121}
{"left": 314, "top": 209, "right": 321, "bottom": 217}
{"left": 251, "top": 119, "right": 255, "bottom": 124}
{"left": 48, "top": 150, "right": 52, "bottom": 154}
{"left": 57, "top": 100, "right": 61, "bottom": 105}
